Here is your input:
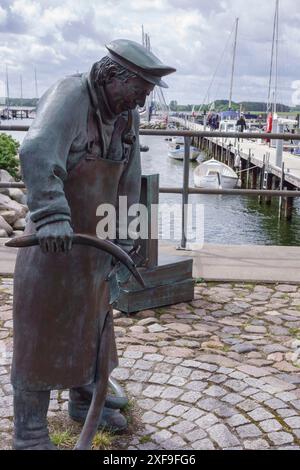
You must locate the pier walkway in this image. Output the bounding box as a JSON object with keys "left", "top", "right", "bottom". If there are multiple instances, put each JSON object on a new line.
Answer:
{"left": 2, "top": 240, "right": 300, "bottom": 283}
{"left": 175, "top": 118, "right": 300, "bottom": 188}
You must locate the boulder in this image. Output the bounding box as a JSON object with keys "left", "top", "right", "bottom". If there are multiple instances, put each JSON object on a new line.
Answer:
{"left": 13, "top": 218, "right": 26, "bottom": 230}
{"left": 0, "top": 210, "right": 19, "bottom": 225}
{"left": 0, "top": 194, "right": 27, "bottom": 218}
{"left": 8, "top": 188, "right": 27, "bottom": 205}
{"left": 0, "top": 169, "right": 15, "bottom": 183}
{"left": 0, "top": 229, "right": 8, "bottom": 237}
{"left": 0, "top": 215, "right": 13, "bottom": 236}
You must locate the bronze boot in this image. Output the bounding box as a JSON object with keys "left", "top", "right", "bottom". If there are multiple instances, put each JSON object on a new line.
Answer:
{"left": 13, "top": 388, "right": 56, "bottom": 450}
{"left": 69, "top": 384, "right": 128, "bottom": 433}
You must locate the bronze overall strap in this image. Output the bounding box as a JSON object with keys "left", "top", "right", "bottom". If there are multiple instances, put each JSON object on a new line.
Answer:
{"left": 86, "top": 107, "right": 102, "bottom": 156}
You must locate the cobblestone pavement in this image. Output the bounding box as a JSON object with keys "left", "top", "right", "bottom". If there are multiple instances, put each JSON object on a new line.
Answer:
{"left": 1, "top": 278, "right": 300, "bottom": 450}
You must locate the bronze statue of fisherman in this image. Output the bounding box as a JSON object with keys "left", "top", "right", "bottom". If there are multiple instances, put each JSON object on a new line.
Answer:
{"left": 10, "top": 39, "right": 175, "bottom": 450}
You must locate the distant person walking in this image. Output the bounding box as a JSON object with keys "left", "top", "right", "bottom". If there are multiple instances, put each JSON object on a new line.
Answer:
{"left": 236, "top": 113, "right": 247, "bottom": 141}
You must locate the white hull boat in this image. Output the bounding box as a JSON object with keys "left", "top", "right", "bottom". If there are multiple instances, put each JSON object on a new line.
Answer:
{"left": 193, "top": 159, "right": 239, "bottom": 189}
{"left": 168, "top": 145, "right": 200, "bottom": 161}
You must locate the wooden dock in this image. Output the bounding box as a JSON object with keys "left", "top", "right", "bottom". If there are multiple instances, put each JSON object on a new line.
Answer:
{"left": 176, "top": 117, "right": 300, "bottom": 187}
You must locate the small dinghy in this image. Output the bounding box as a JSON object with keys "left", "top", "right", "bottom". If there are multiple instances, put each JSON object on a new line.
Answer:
{"left": 168, "top": 144, "right": 200, "bottom": 161}
{"left": 193, "top": 159, "right": 239, "bottom": 189}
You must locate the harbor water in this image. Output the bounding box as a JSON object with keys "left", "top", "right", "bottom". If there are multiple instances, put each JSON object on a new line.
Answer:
{"left": 141, "top": 135, "right": 300, "bottom": 246}
{"left": 3, "top": 124, "right": 300, "bottom": 246}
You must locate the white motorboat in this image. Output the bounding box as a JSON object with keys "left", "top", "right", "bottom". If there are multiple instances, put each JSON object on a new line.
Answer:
{"left": 193, "top": 158, "right": 239, "bottom": 189}
{"left": 168, "top": 144, "right": 200, "bottom": 161}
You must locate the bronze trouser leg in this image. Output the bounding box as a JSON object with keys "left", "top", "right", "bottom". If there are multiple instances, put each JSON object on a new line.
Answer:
{"left": 13, "top": 388, "right": 56, "bottom": 450}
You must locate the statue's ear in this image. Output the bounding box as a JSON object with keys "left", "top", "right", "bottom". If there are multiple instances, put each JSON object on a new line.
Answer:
{"left": 105, "top": 65, "right": 118, "bottom": 83}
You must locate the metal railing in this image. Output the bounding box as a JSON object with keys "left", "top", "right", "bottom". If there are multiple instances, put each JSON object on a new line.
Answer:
{"left": 1, "top": 125, "right": 300, "bottom": 249}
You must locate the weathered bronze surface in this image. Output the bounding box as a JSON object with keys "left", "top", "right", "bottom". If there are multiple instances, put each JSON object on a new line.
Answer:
{"left": 10, "top": 39, "right": 175, "bottom": 450}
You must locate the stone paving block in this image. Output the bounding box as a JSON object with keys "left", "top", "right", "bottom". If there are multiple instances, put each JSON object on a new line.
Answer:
{"left": 123, "top": 350, "right": 143, "bottom": 359}
{"left": 152, "top": 400, "right": 174, "bottom": 414}
{"left": 114, "top": 363, "right": 135, "bottom": 382}
{"left": 173, "top": 366, "right": 192, "bottom": 378}
{"left": 190, "top": 370, "right": 211, "bottom": 380}
{"left": 154, "top": 362, "right": 173, "bottom": 374}
{"left": 139, "top": 398, "right": 157, "bottom": 411}
{"left": 218, "top": 367, "right": 235, "bottom": 375}
{"left": 142, "top": 385, "right": 165, "bottom": 398}
{"left": 284, "top": 417, "right": 300, "bottom": 428}
{"left": 225, "top": 379, "right": 248, "bottom": 393}
{"left": 170, "top": 420, "right": 196, "bottom": 434}
{"left": 118, "top": 357, "right": 136, "bottom": 368}
{"left": 131, "top": 370, "right": 152, "bottom": 382}
{"left": 276, "top": 408, "right": 298, "bottom": 418}
{"left": 151, "top": 430, "right": 172, "bottom": 444}
{"left": 241, "top": 387, "right": 261, "bottom": 397}
{"left": 191, "top": 438, "right": 215, "bottom": 450}
{"left": 149, "top": 373, "right": 170, "bottom": 385}
{"left": 215, "top": 405, "right": 237, "bottom": 418}
{"left": 264, "top": 398, "right": 288, "bottom": 410}
{"left": 167, "top": 404, "right": 190, "bottom": 417}
{"left": 181, "top": 408, "right": 205, "bottom": 422}
{"left": 244, "top": 439, "right": 270, "bottom": 450}
{"left": 184, "top": 428, "right": 207, "bottom": 443}
{"left": 290, "top": 400, "right": 300, "bottom": 410}
{"left": 180, "top": 391, "right": 203, "bottom": 404}
{"left": 162, "top": 435, "right": 186, "bottom": 450}
{"left": 185, "top": 381, "right": 207, "bottom": 392}
{"left": 133, "top": 359, "right": 153, "bottom": 371}
{"left": 248, "top": 408, "right": 274, "bottom": 421}
{"left": 268, "top": 432, "right": 294, "bottom": 445}
{"left": 144, "top": 354, "right": 164, "bottom": 363}
{"left": 259, "top": 419, "right": 282, "bottom": 433}
{"left": 196, "top": 413, "right": 219, "bottom": 428}
{"left": 237, "top": 365, "right": 270, "bottom": 378}
{"left": 197, "top": 398, "right": 222, "bottom": 412}
{"left": 236, "top": 424, "right": 262, "bottom": 438}
{"left": 209, "top": 374, "right": 227, "bottom": 384}
{"left": 168, "top": 376, "right": 187, "bottom": 387}
{"left": 238, "top": 399, "right": 259, "bottom": 412}
{"left": 157, "top": 416, "right": 178, "bottom": 428}
{"left": 205, "top": 385, "right": 227, "bottom": 398}
{"left": 227, "top": 414, "right": 250, "bottom": 427}
{"left": 251, "top": 392, "right": 273, "bottom": 402}
{"left": 161, "top": 387, "right": 183, "bottom": 400}
{"left": 208, "top": 423, "right": 240, "bottom": 448}
{"left": 196, "top": 362, "right": 218, "bottom": 372}
{"left": 142, "top": 411, "right": 165, "bottom": 425}
{"left": 222, "top": 393, "right": 244, "bottom": 405}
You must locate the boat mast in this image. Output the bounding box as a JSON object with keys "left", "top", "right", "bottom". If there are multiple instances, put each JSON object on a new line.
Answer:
{"left": 5, "top": 65, "right": 10, "bottom": 112}
{"left": 274, "top": 0, "right": 279, "bottom": 114}
{"left": 34, "top": 67, "right": 39, "bottom": 100}
{"left": 228, "top": 17, "right": 239, "bottom": 110}
{"left": 267, "top": 0, "right": 279, "bottom": 114}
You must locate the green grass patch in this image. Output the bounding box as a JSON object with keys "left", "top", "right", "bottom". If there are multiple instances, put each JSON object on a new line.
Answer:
{"left": 50, "top": 430, "right": 77, "bottom": 448}
{"left": 92, "top": 431, "right": 115, "bottom": 450}
{"left": 139, "top": 435, "right": 151, "bottom": 444}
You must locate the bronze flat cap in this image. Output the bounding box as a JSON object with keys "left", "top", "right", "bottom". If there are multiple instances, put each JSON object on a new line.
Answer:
{"left": 105, "top": 39, "right": 176, "bottom": 88}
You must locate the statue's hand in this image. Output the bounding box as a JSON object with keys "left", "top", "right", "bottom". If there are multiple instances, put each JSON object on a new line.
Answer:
{"left": 37, "top": 221, "right": 73, "bottom": 254}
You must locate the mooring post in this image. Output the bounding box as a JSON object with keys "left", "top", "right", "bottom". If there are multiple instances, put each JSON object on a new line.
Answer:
{"left": 279, "top": 161, "right": 285, "bottom": 218}
{"left": 179, "top": 136, "right": 191, "bottom": 250}
{"left": 259, "top": 155, "right": 266, "bottom": 204}
{"left": 246, "top": 149, "right": 251, "bottom": 189}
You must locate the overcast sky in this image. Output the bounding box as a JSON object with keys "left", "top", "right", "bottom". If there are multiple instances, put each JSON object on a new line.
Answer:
{"left": 0, "top": 0, "right": 299, "bottom": 105}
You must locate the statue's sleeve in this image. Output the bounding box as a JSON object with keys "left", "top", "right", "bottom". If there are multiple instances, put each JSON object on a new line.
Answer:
{"left": 19, "top": 78, "right": 82, "bottom": 229}
{"left": 116, "top": 109, "right": 141, "bottom": 251}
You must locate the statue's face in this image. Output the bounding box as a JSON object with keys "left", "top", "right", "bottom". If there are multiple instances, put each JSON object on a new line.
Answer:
{"left": 105, "top": 75, "right": 155, "bottom": 114}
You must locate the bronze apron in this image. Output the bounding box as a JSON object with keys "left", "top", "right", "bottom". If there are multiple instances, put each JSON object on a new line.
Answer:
{"left": 12, "top": 110, "right": 129, "bottom": 391}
